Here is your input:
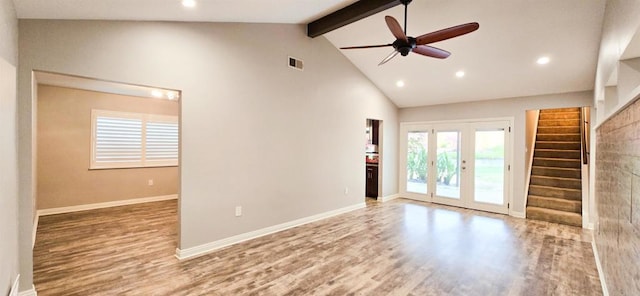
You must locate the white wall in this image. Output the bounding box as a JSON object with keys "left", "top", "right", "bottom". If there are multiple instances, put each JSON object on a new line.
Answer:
{"left": 0, "top": 0, "right": 19, "bottom": 294}
{"left": 399, "top": 91, "right": 592, "bottom": 214}
{"left": 594, "top": 0, "right": 640, "bottom": 124}
{"left": 0, "top": 0, "right": 17, "bottom": 64}
{"left": 18, "top": 19, "right": 398, "bottom": 286}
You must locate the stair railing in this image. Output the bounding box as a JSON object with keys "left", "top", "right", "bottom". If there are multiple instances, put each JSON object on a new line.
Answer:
{"left": 580, "top": 107, "right": 589, "bottom": 164}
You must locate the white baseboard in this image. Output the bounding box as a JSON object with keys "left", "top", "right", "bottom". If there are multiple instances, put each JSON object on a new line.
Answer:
{"left": 592, "top": 235, "right": 609, "bottom": 296}
{"left": 18, "top": 285, "right": 37, "bottom": 296}
{"left": 377, "top": 194, "right": 400, "bottom": 202}
{"left": 176, "top": 202, "right": 366, "bottom": 260}
{"left": 32, "top": 215, "right": 38, "bottom": 249}
{"left": 510, "top": 210, "right": 525, "bottom": 219}
{"left": 37, "top": 194, "right": 179, "bottom": 216}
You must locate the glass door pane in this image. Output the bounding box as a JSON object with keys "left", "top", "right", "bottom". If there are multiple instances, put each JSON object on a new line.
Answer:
{"left": 436, "top": 131, "right": 461, "bottom": 199}
{"left": 406, "top": 131, "right": 428, "bottom": 194}
{"left": 474, "top": 129, "right": 505, "bottom": 205}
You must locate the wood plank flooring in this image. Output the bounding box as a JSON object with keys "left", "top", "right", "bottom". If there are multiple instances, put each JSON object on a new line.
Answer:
{"left": 34, "top": 199, "right": 602, "bottom": 295}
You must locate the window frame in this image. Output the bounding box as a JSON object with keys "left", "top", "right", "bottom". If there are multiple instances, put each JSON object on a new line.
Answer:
{"left": 90, "top": 109, "right": 179, "bottom": 170}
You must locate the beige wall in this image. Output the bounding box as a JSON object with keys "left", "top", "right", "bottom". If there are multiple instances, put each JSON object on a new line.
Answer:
{"left": 0, "top": 0, "right": 19, "bottom": 293}
{"left": 18, "top": 20, "right": 399, "bottom": 288}
{"left": 399, "top": 91, "right": 593, "bottom": 214}
{"left": 37, "top": 85, "right": 179, "bottom": 209}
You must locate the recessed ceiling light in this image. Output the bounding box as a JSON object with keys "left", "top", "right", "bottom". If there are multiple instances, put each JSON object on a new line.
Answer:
{"left": 151, "top": 90, "right": 164, "bottom": 98}
{"left": 182, "top": 0, "right": 196, "bottom": 8}
{"left": 455, "top": 71, "right": 465, "bottom": 78}
{"left": 396, "top": 80, "right": 405, "bottom": 88}
{"left": 537, "top": 56, "right": 550, "bottom": 65}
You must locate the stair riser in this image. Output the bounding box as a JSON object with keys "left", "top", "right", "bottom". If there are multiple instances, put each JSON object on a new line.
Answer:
{"left": 530, "top": 176, "right": 581, "bottom": 189}
{"left": 528, "top": 196, "right": 581, "bottom": 213}
{"left": 534, "top": 150, "right": 581, "bottom": 159}
{"left": 537, "top": 119, "right": 580, "bottom": 127}
{"left": 537, "top": 126, "right": 581, "bottom": 134}
{"left": 532, "top": 167, "right": 581, "bottom": 178}
{"left": 539, "top": 112, "right": 580, "bottom": 120}
{"left": 536, "top": 134, "right": 581, "bottom": 141}
{"left": 526, "top": 209, "right": 582, "bottom": 227}
{"left": 529, "top": 186, "right": 581, "bottom": 200}
{"left": 535, "top": 141, "right": 581, "bottom": 150}
{"left": 533, "top": 158, "right": 581, "bottom": 168}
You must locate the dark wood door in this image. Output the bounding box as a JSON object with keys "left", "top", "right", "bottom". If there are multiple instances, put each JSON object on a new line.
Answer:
{"left": 366, "top": 165, "right": 378, "bottom": 197}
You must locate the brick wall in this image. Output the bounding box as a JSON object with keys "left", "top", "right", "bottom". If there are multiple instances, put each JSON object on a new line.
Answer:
{"left": 595, "top": 97, "right": 640, "bottom": 294}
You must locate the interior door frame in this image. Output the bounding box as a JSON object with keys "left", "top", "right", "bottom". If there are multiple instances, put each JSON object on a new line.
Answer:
{"left": 399, "top": 117, "right": 514, "bottom": 215}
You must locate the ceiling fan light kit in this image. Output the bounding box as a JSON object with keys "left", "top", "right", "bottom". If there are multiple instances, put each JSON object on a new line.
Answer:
{"left": 340, "top": 0, "right": 479, "bottom": 66}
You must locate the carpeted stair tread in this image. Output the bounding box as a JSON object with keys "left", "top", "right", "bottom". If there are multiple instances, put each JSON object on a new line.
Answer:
{"left": 539, "top": 112, "right": 580, "bottom": 120}
{"left": 528, "top": 195, "right": 581, "bottom": 213}
{"left": 537, "top": 120, "right": 580, "bottom": 127}
{"left": 530, "top": 175, "right": 581, "bottom": 189}
{"left": 532, "top": 157, "right": 581, "bottom": 168}
{"left": 534, "top": 149, "right": 581, "bottom": 159}
{"left": 537, "top": 126, "right": 581, "bottom": 133}
{"left": 540, "top": 107, "right": 580, "bottom": 113}
{"left": 529, "top": 185, "right": 581, "bottom": 200}
{"left": 532, "top": 166, "right": 581, "bottom": 178}
{"left": 526, "top": 206, "right": 581, "bottom": 227}
{"left": 536, "top": 134, "right": 581, "bottom": 141}
{"left": 534, "top": 141, "right": 581, "bottom": 150}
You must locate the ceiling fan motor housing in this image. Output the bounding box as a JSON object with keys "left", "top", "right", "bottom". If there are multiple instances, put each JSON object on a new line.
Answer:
{"left": 393, "top": 37, "right": 417, "bottom": 56}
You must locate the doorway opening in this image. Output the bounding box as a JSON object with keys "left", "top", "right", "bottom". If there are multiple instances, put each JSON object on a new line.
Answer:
{"left": 365, "top": 119, "right": 381, "bottom": 201}
{"left": 31, "top": 71, "right": 182, "bottom": 286}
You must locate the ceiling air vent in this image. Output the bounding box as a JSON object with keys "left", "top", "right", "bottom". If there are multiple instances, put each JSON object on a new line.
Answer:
{"left": 288, "top": 56, "right": 304, "bottom": 71}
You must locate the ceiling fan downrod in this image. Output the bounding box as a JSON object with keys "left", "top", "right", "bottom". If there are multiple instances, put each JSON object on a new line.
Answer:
{"left": 400, "top": 0, "right": 412, "bottom": 35}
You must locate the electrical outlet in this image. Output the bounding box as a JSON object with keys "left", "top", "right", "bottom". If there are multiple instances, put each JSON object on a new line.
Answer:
{"left": 148, "top": 179, "right": 154, "bottom": 186}
{"left": 235, "top": 206, "right": 242, "bottom": 217}
{"left": 344, "top": 187, "right": 349, "bottom": 195}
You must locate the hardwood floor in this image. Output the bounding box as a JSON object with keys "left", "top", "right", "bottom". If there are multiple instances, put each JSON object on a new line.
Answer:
{"left": 34, "top": 199, "right": 602, "bottom": 295}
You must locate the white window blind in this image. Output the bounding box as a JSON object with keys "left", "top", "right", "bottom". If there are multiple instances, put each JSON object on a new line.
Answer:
{"left": 145, "top": 121, "right": 179, "bottom": 162}
{"left": 95, "top": 116, "right": 143, "bottom": 163}
{"left": 91, "top": 110, "right": 178, "bottom": 169}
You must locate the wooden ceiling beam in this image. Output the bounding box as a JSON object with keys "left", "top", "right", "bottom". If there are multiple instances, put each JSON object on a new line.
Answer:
{"left": 307, "top": 0, "right": 401, "bottom": 38}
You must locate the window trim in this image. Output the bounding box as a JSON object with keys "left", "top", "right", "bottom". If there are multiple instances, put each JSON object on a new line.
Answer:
{"left": 90, "top": 109, "right": 179, "bottom": 170}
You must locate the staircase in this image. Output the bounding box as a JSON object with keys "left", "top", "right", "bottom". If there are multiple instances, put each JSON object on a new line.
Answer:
{"left": 526, "top": 108, "right": 582, "bottom": 227}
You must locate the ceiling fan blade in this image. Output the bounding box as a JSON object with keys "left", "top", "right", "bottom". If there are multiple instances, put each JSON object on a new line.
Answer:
{"left": 412, "top": 45, "right": 451, "bottom": 59}
{"left": 340, "top": 44, "right": 393, "bottom": 50}
{"left": 385, "top": 16, "right": 408, "bottom": 43}
{"left": 416, "top": 22, "right": 480, "bottom": 45}
{"left": 378, "top": 50, "right": 400, "bottom": 66}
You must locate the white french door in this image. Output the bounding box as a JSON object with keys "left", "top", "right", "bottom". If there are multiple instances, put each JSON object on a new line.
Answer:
{"left": 400, "top": 120, "right": 512, "bottom": 214}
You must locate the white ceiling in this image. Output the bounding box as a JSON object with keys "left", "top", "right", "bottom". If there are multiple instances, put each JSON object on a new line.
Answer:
{"left": 13, "top": 0, "right": 358, "bottom": 24}
{"left": 15, "top": 0, "right": 606, "bottom": 108}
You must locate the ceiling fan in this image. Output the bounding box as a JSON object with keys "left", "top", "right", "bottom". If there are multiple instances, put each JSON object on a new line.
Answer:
{"left": 340, "top": 0, "right": 479, "bottom": 65}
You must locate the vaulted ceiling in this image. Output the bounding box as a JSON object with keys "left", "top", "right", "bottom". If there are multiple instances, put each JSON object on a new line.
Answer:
{"left": 14, "top": 0, "right": 606, "bottom": 108}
